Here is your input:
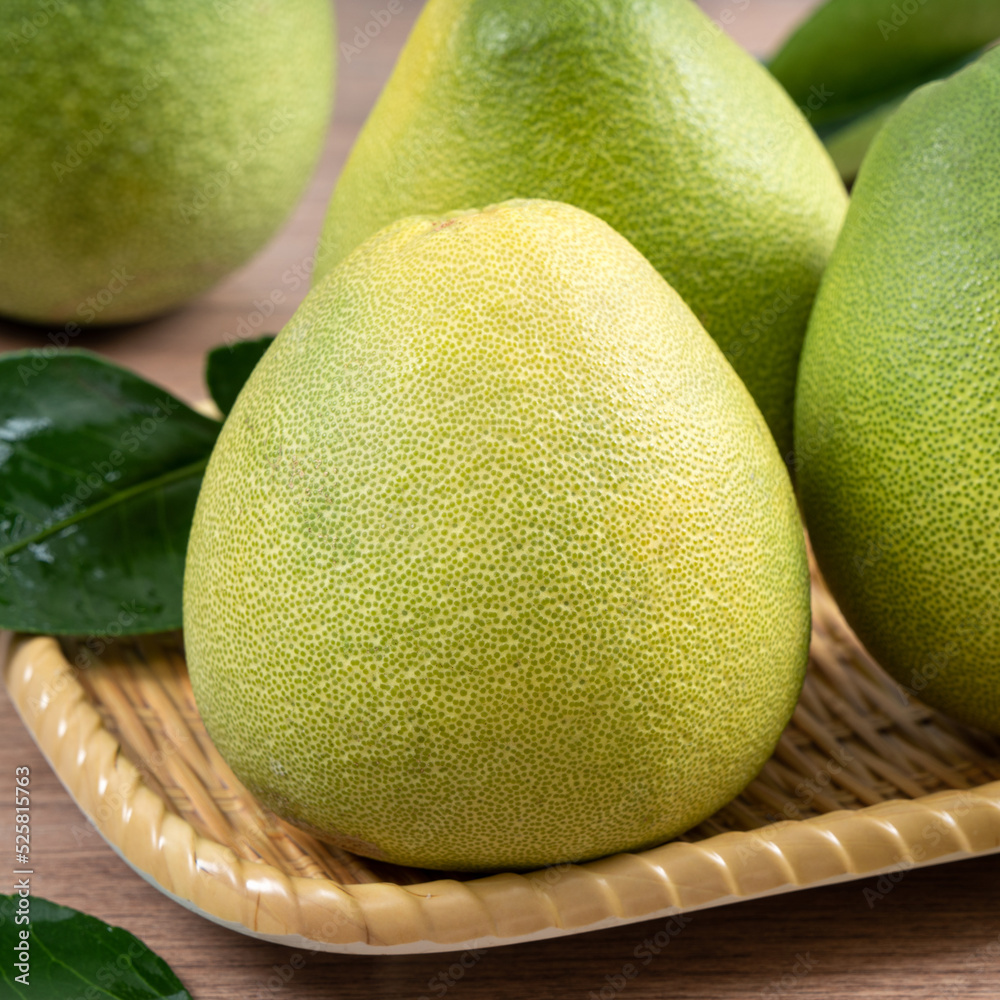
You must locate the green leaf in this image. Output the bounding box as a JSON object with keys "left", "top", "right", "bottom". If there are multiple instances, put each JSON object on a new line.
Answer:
{"left": 768, "top": 0, "right": 1000, "bottom": 130}
{"left": 205, "top": 335, "right": 276, "bottom": 416}
{"left": 1, "top": 894, "right": 191, "bottom": 999}
{"left": 0, "top": 349, "right": 220, "bottom": 635}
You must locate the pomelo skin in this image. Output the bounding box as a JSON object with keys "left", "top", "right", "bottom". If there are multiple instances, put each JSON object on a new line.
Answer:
{"left": 314, "top": 0, "right": 848, "bottom": 458}
{"left": 185, "top": 200, "right": 810, "bottom": 872}
{"left": 768, "top": 0, "right": 1000, "bottom": 129}
{"left": 0, "top": 0, "right": 333, "bottom": 326}
{"left": 795, "top": 50, "right": 1000, "bottom": 734}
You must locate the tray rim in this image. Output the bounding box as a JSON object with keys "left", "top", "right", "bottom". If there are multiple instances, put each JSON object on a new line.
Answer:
{"left": 6, "top": 632, "right": 1000, "bottom": 955}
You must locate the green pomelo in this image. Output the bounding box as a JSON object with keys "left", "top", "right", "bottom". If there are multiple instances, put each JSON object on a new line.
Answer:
{"left": 821, "top": 99, "right": 904, "bottom": 187}
{"left": 315, "top": 0, "right": 847, "bottom": 458}
{"left": 769, "top": 0, "right": 1000, "bottom": 129}
{"left": 0, "top": 0, "right": 334, "bottom": 326}
{"left": 185, "top": 199, "right": 810, "bottom": 872}
{"left": 795, "top": 49, "right": 1000, "bottom": 733}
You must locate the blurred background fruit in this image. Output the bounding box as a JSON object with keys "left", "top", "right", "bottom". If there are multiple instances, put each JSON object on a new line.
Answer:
{"left": 769, "top": 0, "right": 1000, "bottom": 184}
{"left": 0, "top": 0, "right": 335, "bottom": 326}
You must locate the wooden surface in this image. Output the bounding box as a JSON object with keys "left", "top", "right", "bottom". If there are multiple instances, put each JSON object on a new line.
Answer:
{"left": 3, "top": 1, "right": 1000, "bottom": 997}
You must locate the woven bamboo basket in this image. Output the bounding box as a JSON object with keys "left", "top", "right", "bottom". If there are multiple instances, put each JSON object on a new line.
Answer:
{"left": 5, "top": 557, "right": 1000, "bottom": 955}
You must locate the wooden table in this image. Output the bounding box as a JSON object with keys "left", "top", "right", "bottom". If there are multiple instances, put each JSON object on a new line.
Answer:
{"left": 3, "top": 2, "right": 1000, "bottom": 996}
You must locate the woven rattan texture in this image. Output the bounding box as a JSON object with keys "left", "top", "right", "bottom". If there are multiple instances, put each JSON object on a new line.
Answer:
{"left": 8, "top": 557, "right": 1000, "bottom": 952}
{"left": 57, "top": 561, "right": 1000, "bottom": 887}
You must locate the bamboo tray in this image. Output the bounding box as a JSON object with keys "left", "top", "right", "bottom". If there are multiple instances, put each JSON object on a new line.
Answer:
{"left": 5, "top": 562, "right": 1000, "bottom": 955}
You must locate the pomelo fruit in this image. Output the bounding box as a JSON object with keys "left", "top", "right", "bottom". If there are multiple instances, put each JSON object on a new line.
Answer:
{"left": 0, "top": 0, "right": 334, "bottom": 327}
{"left": 185, "top": 199, "right": 810, "bottom": 871}
{"left": 769, "top": 0, "right": 1000, "bottom": 130}
{"left": 795, "top": 49, "right": 1000, "bottom": 734}
{"left": 768, "top": 0, "right": 1000, "bottom": 184}
{"left": 313, "top": 0, "right": 848, "bottom": 458}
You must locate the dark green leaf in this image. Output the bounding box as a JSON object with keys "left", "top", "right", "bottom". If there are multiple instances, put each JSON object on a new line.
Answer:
{"left": 205, "top": 335, "right": 276, "bottom": 416}
{"left": 768, "top": 0, "right": 1000, "bottom": 130}
{"left": 0, "top": 349, "right": 220, "bottom": 634}
{"left": 0, "top": 894, "right": 191, "bottom": 999}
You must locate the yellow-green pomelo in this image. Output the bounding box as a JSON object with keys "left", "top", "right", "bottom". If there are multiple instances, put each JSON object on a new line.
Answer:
{"left": 185, "top": 199, "right": 810, "bottom": 871}
{"left": 315, "top": 0, "right": 848, "bottom": 458}
{"left": 0, "top": 0, "right": 333, "bottom": 326}
{"left": 795, "top": 50, "right": 1000, "bottom": 733}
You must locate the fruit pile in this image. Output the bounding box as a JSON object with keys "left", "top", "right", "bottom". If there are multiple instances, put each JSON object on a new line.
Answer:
{"left": 1, "top": 0, "right": 997, "bottom": 874}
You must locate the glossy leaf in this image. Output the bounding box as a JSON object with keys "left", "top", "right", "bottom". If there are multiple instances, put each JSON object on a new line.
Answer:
{"left": 0, "top": 350, "right": 220, "bottom": 634}
{"left": 205, "top": 335, "right": 276, "bottom": 416}
{"left": 0, "top": 894, "right": 191, "bottom": 999}
{"left": 769, "top": 0, "right": 1000, "bottom": 130}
